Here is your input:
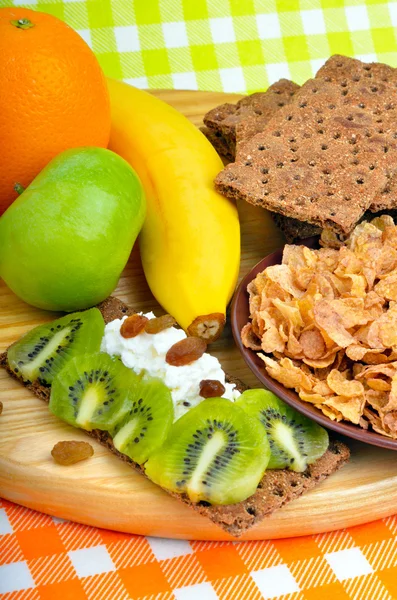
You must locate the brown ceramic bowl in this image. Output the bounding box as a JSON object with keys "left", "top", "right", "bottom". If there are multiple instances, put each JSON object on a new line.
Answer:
{"left": 231, "top": 239, "right": 397, "bottom": 451}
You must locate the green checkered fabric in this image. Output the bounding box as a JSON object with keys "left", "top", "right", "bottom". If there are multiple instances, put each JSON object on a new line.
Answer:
{"left": 3, "top": 0, "right": 397, "bottom": 93}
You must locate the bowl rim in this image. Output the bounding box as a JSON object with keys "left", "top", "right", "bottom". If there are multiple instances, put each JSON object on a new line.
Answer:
{"left": 230, "top": 240, "right": 397, "bottom": 451}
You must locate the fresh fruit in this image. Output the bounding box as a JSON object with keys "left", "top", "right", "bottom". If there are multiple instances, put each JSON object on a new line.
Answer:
{"left": 51, "top": 441, "right": 94, "bottom": 466}
{"left": 107, "top": 78, "right": 240, "bottom": 342}
{"left": 7, "top": 309, "right": 104, "bottom": 385}
{"left": 0, "top": 147, "right": 145, "bottom": 311}
{"left": 145, "top": 397, "right": 270, "bottom": 505}
{"left": 51, "top": 352, "right": 174, "bottom": 464}
{"left": 236, "top": 389, "right": 329, "bottom": 472}
{"left": 0, "top": 7, "right": 110, "bottom": 214}
{"left": 111, "top": 376, "right": 174, "bottom": 464}
{"left": 50, "top": 353, "right": 133, "bottom": 431}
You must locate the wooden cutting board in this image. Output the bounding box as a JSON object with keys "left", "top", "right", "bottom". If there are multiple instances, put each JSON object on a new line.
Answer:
{"left": 1, "top": 90, "right": 397, "bottom": 541}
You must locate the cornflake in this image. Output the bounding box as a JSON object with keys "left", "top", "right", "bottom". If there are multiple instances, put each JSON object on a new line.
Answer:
{"left": 242, "top": 217, "right": 397, "bottom": 438}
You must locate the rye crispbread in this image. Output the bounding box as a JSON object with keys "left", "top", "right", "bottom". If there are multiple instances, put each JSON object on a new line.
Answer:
{"left": 200, "top": 126, "right": 234, "bottom": 163}
{"left": 273, "top": 208, "right": 397, "bottom": 244}
{"left": 271, "top": 214, "right": 321, "bottom": 243}
{"left": 0, "top": 296, "right": 350, "bottom": 536}
{"left": 215, "top": 67, "right": 397, "bottom": 234}
{"left": 205, "top": 55, "right": 397, "bottom": 241}
{"left": 203, "top": 79, "right": 300, "bottom": 161}
{"left": 315, "top": 55, "right": 397, "bottom": 213}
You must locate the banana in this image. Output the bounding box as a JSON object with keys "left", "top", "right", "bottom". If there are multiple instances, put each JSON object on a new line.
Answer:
{"left": 107, "top": 79, "right": 240, "bottom": 342}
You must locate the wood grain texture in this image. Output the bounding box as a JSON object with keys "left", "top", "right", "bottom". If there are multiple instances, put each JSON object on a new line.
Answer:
{"left": 1, "top": 90, "right": 396, "bottom": 541}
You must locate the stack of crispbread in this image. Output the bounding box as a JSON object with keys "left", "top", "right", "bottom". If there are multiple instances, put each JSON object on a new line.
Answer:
{"left": 204, "top": 55, "right": 397, "bottom": 241}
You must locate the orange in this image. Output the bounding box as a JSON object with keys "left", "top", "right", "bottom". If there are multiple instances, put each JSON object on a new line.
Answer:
{"left": 0, "top": 7, "right": 111, "bottom": 214}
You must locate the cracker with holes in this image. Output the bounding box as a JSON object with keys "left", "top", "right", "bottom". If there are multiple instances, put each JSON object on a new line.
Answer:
{"left": 316, "top": 55, "right": 397, "bottom": 213}
{"left": 203, "top": 79, "right": 300, "bottom": 161}
{"left": 215, "top": 71, "right": 397, "bottom": 235}
{"left": 200, "top": 126, "right": 233, "bottom": 162}
{"left": 317, "top": 54, "right": 397, "bottom": 88}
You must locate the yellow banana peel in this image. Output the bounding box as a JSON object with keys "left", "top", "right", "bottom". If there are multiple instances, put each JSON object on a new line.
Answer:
{"left": 107, "top": 78, "right": 240, "bottom": 342}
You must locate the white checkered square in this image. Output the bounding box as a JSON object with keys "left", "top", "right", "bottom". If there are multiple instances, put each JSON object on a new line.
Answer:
{"left": 77, "top": 29, "right": 92, "bottom": 47}
{"left": 311, "top": 57, "right": 327, "bottom": 75}
{"left": 115, "top": 25, "right": 140, "bottom": 52}
{"left": 220, "top": 67, "right": 246, "bottom": 93}
{"left": 345, "top": 5, "right": 370, "bottom": 32}
{"left": 0, "top": 508, "right": 13, "bottom": 535}
{"left": 162, "top": 21, "right": 189, "bottom": 48}
{"left": 0, "top": 562, "right": 34, "bottom": 594}
{"left": 209, "top": 17, "right": 235, "bottom": 43}
{"left": 174, "top": 582, "right": 218, "bottom": 600}
{"left": 266, "top": 62, "right": 291, "bottom": 84}
{"left": 256, "top": 13, "right": 281, "bottom": 40}
{"left": 301, "top": 9, "right": 326, "bottom": 35}
{"left": 69, "top": 545, "right": 115, "bottom": 578}
{"left": 172, "top": 72, "right": 198, "bottom": 90}
{"left": 147, "top": 537, "right": 193, "bottom": 560}
{"left": 389, "top": 2, "right": 397, "bottom": 26}
{"left": 124, "top": 77, "right": 149, "bottom": 88}
{"left": 326, "top": 547, "right": 373, "bottom": 581}
{"left": 251, "top": 564, "right": 300, "bottom": 599}
{"left": 355, "top": 53, "right": 378, "bottom": 63}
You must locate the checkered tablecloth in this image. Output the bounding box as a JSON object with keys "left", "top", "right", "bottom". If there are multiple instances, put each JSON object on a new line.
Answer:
{"left": 2, "top": 0, "right": 397, "bottom": 92}
{"left": 1, "top": 497, "right": 397, "bottom": 599}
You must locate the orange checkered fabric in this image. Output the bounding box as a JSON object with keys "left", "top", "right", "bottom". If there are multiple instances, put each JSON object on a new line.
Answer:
{"left": 1, "top": 497, "right": 396, "bottom": 600}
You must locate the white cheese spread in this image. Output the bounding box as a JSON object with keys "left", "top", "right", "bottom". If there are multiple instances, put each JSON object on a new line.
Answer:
{"left": 101, "top": 312, "right": 240, "bottom": 420}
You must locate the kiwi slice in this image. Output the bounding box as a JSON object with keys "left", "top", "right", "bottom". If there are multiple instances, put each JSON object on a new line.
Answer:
{"left": 145, "top": 397, "right": 270, "bottom": 505}
{"left": 7, "top": 308, "right": 104, "bottom": 385}
{"left": 50, "top": 352, "right": 174, "bottom": 464}
{"left": 111, "top": 376, "right": 174, "bottom": 464}
{"left": 236, "top": 389, "right": 329, "bottom": 472}
{"left": 50, "top": 352, "right": 132, "bottom": 430}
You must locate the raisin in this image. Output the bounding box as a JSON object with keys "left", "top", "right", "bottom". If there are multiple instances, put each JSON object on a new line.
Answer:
{"left": 166, "top": 337, "right": 207, "bottom": 366}
{"left": 199, "top": 379, "right": 226, "bottom": 398}
{"left": 145, "top": 314, "right": 176, "bottom": 334}
{"left": 51, "top": 441, "right": 94, "bottom": 466}
{"left": 120, "top": 314, "right": 148, "bottom": 338}
{"left": 0, "top": 401, "right": 3, "bottom": 415}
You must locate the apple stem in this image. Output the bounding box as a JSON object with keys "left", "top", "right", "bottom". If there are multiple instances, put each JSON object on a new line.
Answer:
{"left": 14, "top": 183, "right": 25, "bottom": 195}
{"left": 10, "top": 18, "right": 35, "bottom": 30}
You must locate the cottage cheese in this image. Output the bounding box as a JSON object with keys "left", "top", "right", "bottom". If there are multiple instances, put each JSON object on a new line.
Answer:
{"left": 101, "top": 313, "right": 240, "bottom": 420}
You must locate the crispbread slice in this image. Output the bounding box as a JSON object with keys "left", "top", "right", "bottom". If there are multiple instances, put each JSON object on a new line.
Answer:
{"left": 203, "top": 79, "right": 299, "bottom": 160}
{"left": 200, "top": 126, "right": 234, "bottom": 163}
{"left": 271, "top": 214, "right": 321, "bottom": 243}
{"left": 215, "top": 72, "right": 397, "bottom": 234}
{"left": 316, "top": 54, "right": 397, "bottom": 87}
{"left": 275, "top": 208, "right": 397, "bottom": 243}
{"left": 0, "top": 296, "right": 350, "bottom": 536}
{"left": 315, "top": 54, "right": 397, "bottom": 213}
{"left": 265, "top": 56, "right": 397, "bottom": 241}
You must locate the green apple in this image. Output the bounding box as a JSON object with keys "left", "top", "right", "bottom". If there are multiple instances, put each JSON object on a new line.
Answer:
{"left": 0, "top": 147, "right": 145, "bottom": 311}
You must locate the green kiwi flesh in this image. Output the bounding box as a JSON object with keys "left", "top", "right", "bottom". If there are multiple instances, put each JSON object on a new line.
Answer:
{"left": 144, "top": 397, "right": 270, "bottom": 505}
{"left": 7, "top": 308, "right": 104, "bottom": 385}
{"left": 112, "top": 376, "right": 174, "bottom": 464}
{"left": 50, "top": 352, "right": 132, "bottom": 430}
{"left": 236, "top": 389, "right": 329, "bottom": 472}
{"left": 50, "top": 352, "right": 174, "bottom": 464}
